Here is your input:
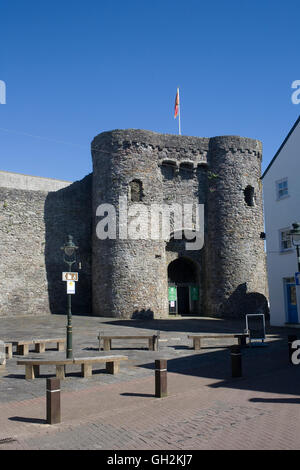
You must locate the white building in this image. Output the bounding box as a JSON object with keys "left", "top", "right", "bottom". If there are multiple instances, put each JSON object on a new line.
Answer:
{"left": 262, "top": 115, "right": 300, "bottom": 326}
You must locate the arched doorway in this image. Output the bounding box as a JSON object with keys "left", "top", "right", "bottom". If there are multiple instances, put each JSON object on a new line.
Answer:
{"left": 167, "top": 257, "right": 199, "bottom": 315}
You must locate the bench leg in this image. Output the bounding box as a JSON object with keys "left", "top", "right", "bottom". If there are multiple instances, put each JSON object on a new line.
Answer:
{"left": 148, "top": 338, "right": 155, "bottom": 351}
{"left": 106, "top": 361, "right": 120, "bottom": 374}
{"left": 6, "top": 344, "right": 12, "bottom": 359}
{"left": 56, "top": 365, "right": 66, "bottom": 380}
{"left": 57, "top": 342, "right": 65, "bottom": 352}
{"left": 103, "top": 338, "right": 111, "bottom": 351}
{"left": 35, "top": 343, "right": 45, "bottom": 353}
{"left": 25, "top": 364, "right": 35, "bottom": 380}
{"left": 81, "top": 363, "right": 92, "bottom": 378}
{"left": 18, "top": 344, "right": 29, "bottom": 356}
{"left": 193, "top": 338, "right": 201, "bottom": 350}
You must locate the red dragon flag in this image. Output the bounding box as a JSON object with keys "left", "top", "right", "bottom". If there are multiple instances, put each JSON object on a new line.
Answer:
{"left": 174, "top": 87, "right": 181, "bottom": 135}
{"left": 174, "top": 87, "right": 179, "bottom": 118}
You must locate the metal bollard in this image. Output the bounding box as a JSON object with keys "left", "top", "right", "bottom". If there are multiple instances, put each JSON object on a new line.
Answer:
{"left": 155, "top": 359, "right": 167, "bottom": 398}
{"left": 240, "top": 335, "right": 247, "bottom": 348}
{"left": 288, "top": 335, "right": 298, "bottom": 364}
{"left": 230, "top": 345, "right": 242, "bottom": 378}
{"left": 46, "top": 378, "right": 61, "bottom": 424}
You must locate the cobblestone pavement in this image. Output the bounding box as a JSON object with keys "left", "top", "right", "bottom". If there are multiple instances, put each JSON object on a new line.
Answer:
{"left": 0, "top": 314, "right": 300, "bottom": 450}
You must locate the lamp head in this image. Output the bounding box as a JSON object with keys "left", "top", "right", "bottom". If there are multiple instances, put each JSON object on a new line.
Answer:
{"left": 61, "top": 235, "right": 78, "bottom": 257}
{"left": 290, "top": 223, "right": 300, "bottom": 246}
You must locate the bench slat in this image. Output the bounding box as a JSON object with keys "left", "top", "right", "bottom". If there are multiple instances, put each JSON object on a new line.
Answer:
{"left": 17, "top": 356, "right": 128, "bottom": 365}
{"left": 98, "top": 334, "right": 158, "bottom": 351}
{"left": 98, "top": 336, "right": 155, "bottom": 340}
{"left": 73, "top": 356, "right": 128, "bottom": 363}
{"left": 188, "top": 333, "right": 249, "bottom": 350}
{"left": 188, "top": 334, "right": 249, "bottom": 339}
{"left": 17, "top": 359, "right": 73, "bottom": 365}
{"left": 17, "top": 355, "right": 128, "bottom": 380}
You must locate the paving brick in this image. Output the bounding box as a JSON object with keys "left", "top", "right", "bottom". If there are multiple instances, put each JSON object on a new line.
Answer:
{"left": 1, "top": 315, "right": 300, "bottom": 449}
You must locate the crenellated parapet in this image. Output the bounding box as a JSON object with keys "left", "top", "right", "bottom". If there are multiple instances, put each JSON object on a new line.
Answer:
{"left": 91, "top": 129, "right": 268, "bottom": 320}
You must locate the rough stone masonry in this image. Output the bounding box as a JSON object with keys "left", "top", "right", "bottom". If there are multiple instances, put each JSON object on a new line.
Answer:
{"left": 0, "top": 129, "right": 269, "bottom": 319}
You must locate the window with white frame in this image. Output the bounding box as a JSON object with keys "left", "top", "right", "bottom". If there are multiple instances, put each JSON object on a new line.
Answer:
{"left": 280, "top": 229, "right": 292, "bottom": 252}
{"left": 276, "top": 178, "right": 288, "bottom": 200}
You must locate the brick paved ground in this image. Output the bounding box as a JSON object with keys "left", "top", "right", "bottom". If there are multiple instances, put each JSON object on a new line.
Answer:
{"left": 0, "top": 314, "right": 300, "bottom": 450}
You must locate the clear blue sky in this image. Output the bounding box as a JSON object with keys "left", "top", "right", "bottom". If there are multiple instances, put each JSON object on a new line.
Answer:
{"left": 0, "top": 0, "right": 299, "bottom": 182}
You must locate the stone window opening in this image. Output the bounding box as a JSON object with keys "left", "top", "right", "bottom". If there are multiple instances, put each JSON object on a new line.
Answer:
{"left": 179, "top": 162, "right": 194, "bottom": 179}
{"left": 129, "top": 179, "right": 143, "bottom": 202}
{"left": 160, "top": 160, "right": 177, "bottom": 180}
{"left": 161, "top": 160, "right": 177, "bottom": 168}
{"left": 244, "top": 185, "right": 255, "bottom": 207}
{"left": 180, "top": 162, "right": 194, "bottom": 171}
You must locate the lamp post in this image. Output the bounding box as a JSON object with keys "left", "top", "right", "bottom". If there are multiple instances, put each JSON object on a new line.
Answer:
{"left": 290, "top": 222, "right": 300, "bottom": 271}
{"left": 290, "top": 223, "right": 300, "bottom": 324}
{"left": 61, "top": 235, "right": 79, "bottom": 359}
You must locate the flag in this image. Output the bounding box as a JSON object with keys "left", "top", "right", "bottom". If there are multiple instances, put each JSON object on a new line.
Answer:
{"left": 174, "top": 88, "right": 179, "bottom": 119}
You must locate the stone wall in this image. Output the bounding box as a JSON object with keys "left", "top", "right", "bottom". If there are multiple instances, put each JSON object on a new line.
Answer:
{"left": 0, "top": 173, "right": 92, "bottom": 317}
{"left": 0, "top": 129, "right": 269, "bottom": 320}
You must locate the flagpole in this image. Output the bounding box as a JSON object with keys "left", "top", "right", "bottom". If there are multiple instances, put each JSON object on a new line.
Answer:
{"left": 178, "top": 87, "right": 181, "bottom": 135}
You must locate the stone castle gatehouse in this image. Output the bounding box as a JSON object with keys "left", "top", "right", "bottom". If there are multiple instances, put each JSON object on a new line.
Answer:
{"left": 0, "top": 129, "right": 268, "bottom": 320}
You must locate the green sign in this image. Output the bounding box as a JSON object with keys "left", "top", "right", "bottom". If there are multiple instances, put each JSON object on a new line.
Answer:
{"left": 190, "top": 286, "right": 199, "bottom": 301}
{"left": 168, "top": 286, "right": 177, "bottom": 301}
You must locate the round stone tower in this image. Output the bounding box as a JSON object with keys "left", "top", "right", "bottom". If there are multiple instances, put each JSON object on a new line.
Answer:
{"left": 204, "top": 136, "right": 268, "bottom": 317}
{"left": 91, "top": 129, "right": 169, "bottom": 319}
{"left": 91, "top": 129, "right": 268, "bottom": 319}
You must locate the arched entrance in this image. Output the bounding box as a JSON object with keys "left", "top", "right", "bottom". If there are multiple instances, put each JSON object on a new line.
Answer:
{"left": 167, "top": 257, "right": 200, "bottom": 316}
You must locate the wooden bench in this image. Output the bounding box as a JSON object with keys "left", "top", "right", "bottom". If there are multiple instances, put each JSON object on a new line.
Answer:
{"left": 188, "top": 333, "right": 249, "bottom": 350}
{"left": 73, "top": 356, "right": 128, "bottom": 377}
{"left": 17, "top": 359, "right": 73, "bottom": 380}
{"left": 5, "top": 343, "right": 12, "bottom": 359}
{"left": 97, "top": 334, "right": 159, "bottom": 351}
{"left": 17, "top": 355, "right": 128, "bottom": 380}
{"left": 12, "top": 338, "right": 66, "bottom": 356}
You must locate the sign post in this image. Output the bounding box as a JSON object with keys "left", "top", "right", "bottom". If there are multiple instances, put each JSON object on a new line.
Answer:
{"left": 61, "top": 235, "right": 79, "bottom": 359}
{"left": 295, "top": 273, "right": 300, "bottom": 324}
{"left": 62, "top": 272, "right": 78, "bottom": 358}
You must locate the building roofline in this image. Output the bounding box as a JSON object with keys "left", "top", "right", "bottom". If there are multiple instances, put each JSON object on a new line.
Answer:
{"left": 0, "top": 169, "right": 72, "bottom": 183}
{"left": 262, "top": 114, "right": 300, "bottom": 179}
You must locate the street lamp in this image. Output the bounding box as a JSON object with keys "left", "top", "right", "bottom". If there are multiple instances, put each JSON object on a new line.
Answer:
{"left": 290, "top": 222, "right": 300, "bottom": 271}
{"left": 61, "top": 235, "right": 79, "bottom": 359}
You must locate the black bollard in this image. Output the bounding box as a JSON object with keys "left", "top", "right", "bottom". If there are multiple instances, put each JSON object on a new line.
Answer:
{"left": 230, "top": 345, "right": 242, "bottom": 378}
{"left": 240, "top": 335, "right": 247, "bottom": 348}
{"left": 46, "top": 378, "right": 61, "bottom": 424}
{"left": 288, "top": 335, "right": 298, "bottom": 364}
{"left": 155, "top": 359, "right": 167, "bottom": 398}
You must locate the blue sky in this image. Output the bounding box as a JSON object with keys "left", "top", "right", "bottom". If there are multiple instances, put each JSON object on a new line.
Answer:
{"left": 0, "top": 0, "right": 299, "bottom": 182}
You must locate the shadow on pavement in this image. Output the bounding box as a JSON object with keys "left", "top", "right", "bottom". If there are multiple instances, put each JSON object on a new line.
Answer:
{"left": 102, "top": 317, "right": 248, "bottom": 334}
{"left": 9, "top": 416, "right": 46, "bottom": 424}
{"left": 120, "top": 392, "right": 154, "bottom": 398}
{"left": 250, "top": 397, "right": 300, "bottom": 404}
{"left": 138, "top": 338, "right": 300, "bottom": 397}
